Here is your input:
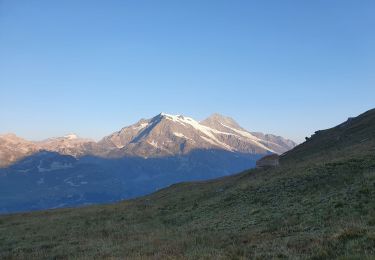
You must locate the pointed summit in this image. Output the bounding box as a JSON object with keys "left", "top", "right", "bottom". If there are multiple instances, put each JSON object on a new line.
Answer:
{"left": 201, "top": 113, "right": 243, "bottom": 131}
{"left": 64, "top": 133, "right": 78, "bottom": 140}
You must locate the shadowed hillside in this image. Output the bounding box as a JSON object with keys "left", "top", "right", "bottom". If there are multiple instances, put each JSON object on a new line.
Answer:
{"left": 0, "top": 109, "right": 374, "bottom": 259}
{"left": 0, "top": 150, "right": 261, "bottom": 214}
{"left": 281, "top": 108, "right": 375, "bottom": 164}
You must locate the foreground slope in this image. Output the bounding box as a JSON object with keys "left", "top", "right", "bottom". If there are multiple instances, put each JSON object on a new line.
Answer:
{"left": 281, "top": 108, "right": 375, "bottom": 164}
{"left": 0, "top": 109, "right": 374, "bottom": 259}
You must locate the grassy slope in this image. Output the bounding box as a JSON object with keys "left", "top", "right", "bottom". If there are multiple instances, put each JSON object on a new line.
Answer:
{"left": 1, "top": 109, "right": 375, "bottom": 259}
{"left": 281, "top": 108, "right": 375, "bottom": 165}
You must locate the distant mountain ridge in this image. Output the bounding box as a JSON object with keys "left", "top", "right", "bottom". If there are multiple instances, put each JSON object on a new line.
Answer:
{"left": 0, "top": 113, "right": 296, "bottom": 167}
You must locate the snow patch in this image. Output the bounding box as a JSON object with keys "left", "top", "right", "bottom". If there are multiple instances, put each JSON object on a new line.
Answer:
{"left": 173, "top": 132, "right": 192, "bottom": 141}
{"left": 64, "top": 134, "right": 78, "bottom": 140}
{"left": 159, "top": 113, "right": 276, "bottom": 153}
{"left": 38, "top": 162, "right": 73, "bottom": 172}
{"left": 162, "top": 113, "right": 236, "bottom": 151}
{"left": 220, "top": 123, "right": 275, "bottom": 153}
{"left": 148, "top": 140, "right": 159, "bottom": 148}
{"left": 66, "top": 181, "right": 79, "bottom": 187}
{"left": 133, "top": 122, "right": 149, "bottom": 130}
{"left": 64, "top": 177, "right": 80, "bottom": 187}
{"left": 201, "top": 136, "right": 219, "bottom": 146}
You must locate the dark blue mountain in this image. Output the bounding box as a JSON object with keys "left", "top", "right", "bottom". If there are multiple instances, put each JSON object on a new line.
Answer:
{"left": 0, "top": 150, "right": 262, "bottom": 214}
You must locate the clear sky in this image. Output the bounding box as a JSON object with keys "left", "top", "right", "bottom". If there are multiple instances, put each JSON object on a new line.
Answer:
{"left": 1, "top": 1, "right": 374, "bottom": 143}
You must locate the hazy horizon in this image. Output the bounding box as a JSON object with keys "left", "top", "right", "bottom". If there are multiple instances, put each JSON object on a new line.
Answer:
{"left": 1, "top": 1, "right": 374, "bottom": 143}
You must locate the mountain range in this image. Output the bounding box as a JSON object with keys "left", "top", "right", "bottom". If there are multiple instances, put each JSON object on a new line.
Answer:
{"left": 1, "top": 109, "right": 374, "bottom": 258}
{"left": 0, "top": 113, "right": 295, "bottom": 213}
{"left": 0, "top": 113, "right": 295, "bottom": 167}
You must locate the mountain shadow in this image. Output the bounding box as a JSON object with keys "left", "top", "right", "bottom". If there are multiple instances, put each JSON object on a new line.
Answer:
{"left": 0, "top": 149, "right": 264, "bottom": 214}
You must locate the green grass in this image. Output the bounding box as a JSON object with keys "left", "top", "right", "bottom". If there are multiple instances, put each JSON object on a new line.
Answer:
{"left": 1, "top": 109, "right": 375, "bottom": 259}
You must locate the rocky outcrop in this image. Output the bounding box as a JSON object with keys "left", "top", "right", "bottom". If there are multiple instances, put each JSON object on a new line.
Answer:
{"left": 0, "top": 134, "right": 39, "bottom": 167}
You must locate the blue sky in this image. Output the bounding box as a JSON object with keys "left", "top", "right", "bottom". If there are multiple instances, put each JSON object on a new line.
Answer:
{"left": 0, "top": 0, "right": 374, "bottom": 143}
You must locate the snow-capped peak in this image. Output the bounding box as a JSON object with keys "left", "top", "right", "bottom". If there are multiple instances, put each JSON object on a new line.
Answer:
{"left": 160, "top": 112, "right": 172, "bottom": 117}
{"left": 159, "top": 113, "right": 195, "bottom": 123}
{"left": 98, "top": 112, "right": 296, "bottom": 157}
{"left": 159, "top": 112, "right": 185, "bottom": 119}
{"left": 64, "top": 134, "right": 78, "bottom": 140}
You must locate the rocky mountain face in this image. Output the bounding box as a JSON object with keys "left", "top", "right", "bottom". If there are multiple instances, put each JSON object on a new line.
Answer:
{"left": 201, "top": 113, "right": 295, "bottom": 154}
{"left": 37, "top": 134, "right": 97, "bottom": 157}
{"left": 249, "top": 132, "right": 297, "bottom": 154}
{"left": 98, "top": 113, "right": 296, "bottom": 158}
{"left": 0, "top": 134, "right": 38, "bottom": 167}
{"left": 0, "top": 134, "right": 96, "bottom": 168}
